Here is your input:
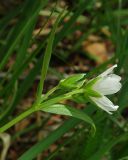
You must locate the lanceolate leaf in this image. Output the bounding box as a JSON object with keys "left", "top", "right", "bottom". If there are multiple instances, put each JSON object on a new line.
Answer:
{"left": 19, "top": 105, "right": 96, "bottom": 160}
{"left": 41, "top": 104, "right": 96, "bottom": 132}
{"left": 19, "top": 118, "right": 80, "bottom": 160}
{"left": 0, "top": 0, "right": 48, "bottom": 70}
{"left": 36, "top": 11, "right": 64, "bottom": 101}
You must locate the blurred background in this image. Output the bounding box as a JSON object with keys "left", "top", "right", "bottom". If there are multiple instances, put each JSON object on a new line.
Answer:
{"left": 0, "top": 0, "right": 128, "bottom": 160}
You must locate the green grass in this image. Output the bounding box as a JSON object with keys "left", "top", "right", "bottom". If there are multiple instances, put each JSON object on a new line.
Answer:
{"left": 0, "top": 0, "right": 128, "bottom": 160}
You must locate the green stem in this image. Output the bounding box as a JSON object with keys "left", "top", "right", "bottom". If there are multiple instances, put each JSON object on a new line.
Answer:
{"left": 0, "top": 88, "right": 83, "bottom": 133}
{"left": 39, "top": 89, "right": 84, "bottom": 109}
{"left": 0, "top": 107, "right": 36, "bottom": 133}
{"left": 40, "top": 86, "right": 58, "bottom": 102}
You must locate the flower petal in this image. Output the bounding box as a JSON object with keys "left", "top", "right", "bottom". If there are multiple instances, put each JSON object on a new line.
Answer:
{"left": 109, "top": 74, "right": 121, "bottom": 81}
{"left": 90, "top": 96, "right": 119, "bottom": 114}
{"left": 99, "top": 64, "right": 117, "bottom": 77}
{"left": 93, "top": 74, "right": 122, "bottom": 95}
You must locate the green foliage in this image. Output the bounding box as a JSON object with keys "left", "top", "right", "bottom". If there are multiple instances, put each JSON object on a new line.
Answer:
{"left": 41, "top": 104, "right": 95, "bottom": 131}
{"left": 0, "top": 0, "right": 128, "bottom": 160}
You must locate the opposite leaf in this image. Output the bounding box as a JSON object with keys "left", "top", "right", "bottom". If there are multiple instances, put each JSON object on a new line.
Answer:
{"left": 40, "top": 104, "right": 96, "bottom": 133}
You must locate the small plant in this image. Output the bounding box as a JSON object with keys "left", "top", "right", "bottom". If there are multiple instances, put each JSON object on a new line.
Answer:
{"left": 0, "top": 60, "right": 122, "bottom": 133}
{"left": 0, "top": 1, "right": 128, "bottom": 159}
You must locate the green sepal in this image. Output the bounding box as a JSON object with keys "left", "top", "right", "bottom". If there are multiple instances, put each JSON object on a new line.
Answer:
{"left": 85, "top": 89, "right": 102, "bottom": 98}
{"left": 85, "top": 77, "right": 100, "bottom": 89}
{"left": 83, "top": 77, "right": 102, "bottom": 98}
{"left": 72, "top": 93, "right": 89, "bottom": 104}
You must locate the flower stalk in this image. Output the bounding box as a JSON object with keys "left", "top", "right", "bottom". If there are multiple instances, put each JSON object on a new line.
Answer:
{"left": 0, "top": 89, "right": 83, "bottom": 133}
{"left": 0, "top": 64, "right": 122, "bottom": 132}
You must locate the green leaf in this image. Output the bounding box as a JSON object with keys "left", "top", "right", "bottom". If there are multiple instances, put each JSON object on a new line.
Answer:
{"left": 88, "top": 132, "right": 128, "bottom": 160}
{"left": 118, "top": 78, "right": 128, "bottom": 111}
{"left": 118, "top": 156, "right": 128, "bottom": 160}
{"left": 41, "top": 104, "right": 95, "bottom": 132}
{"left": 0, "top": 0, "right": 48, "bottom": 70}
{"left": 19, "top": 105, "right": 96, "bottom": 160}
{"left": 54, "top": 1, "right": 92, "bottom": 47}
{"left": 19, "top": 118, "right": 80, "bottom": 160}
{"left": 36, "top": 11, "right": 64, "bottom": 101}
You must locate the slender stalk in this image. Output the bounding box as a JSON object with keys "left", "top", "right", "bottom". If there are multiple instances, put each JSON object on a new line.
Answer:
{"left": 0, "top": 107, "right": 35, "bottom": 133}
{"left": 39, "top": 89, "right": 84, "bottom": 109}
{"left": 0, "top": 88, "right": 83, "bottom": 132}
{"left": 40, "top": 86, "right": 58, "bottom": 102}
{"left": 36, "top": 13, "right": 62, "bottom": 102}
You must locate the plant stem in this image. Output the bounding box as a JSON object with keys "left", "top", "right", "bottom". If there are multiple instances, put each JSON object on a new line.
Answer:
{"left": 0, "top": 88, "right": 83, "bottom": 133}
{"left": 0, "top": 107, "right": 36, "bottom": 133}
{"left": 39, "top": 89, "right": 84, "bottom": 109}
{"left": 40, "top": 86, "right": 58, "bottom": 102}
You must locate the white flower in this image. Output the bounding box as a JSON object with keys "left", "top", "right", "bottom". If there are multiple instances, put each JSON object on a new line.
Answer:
{"left": 87, "top": 64, "right": 122, "bottom": 114}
